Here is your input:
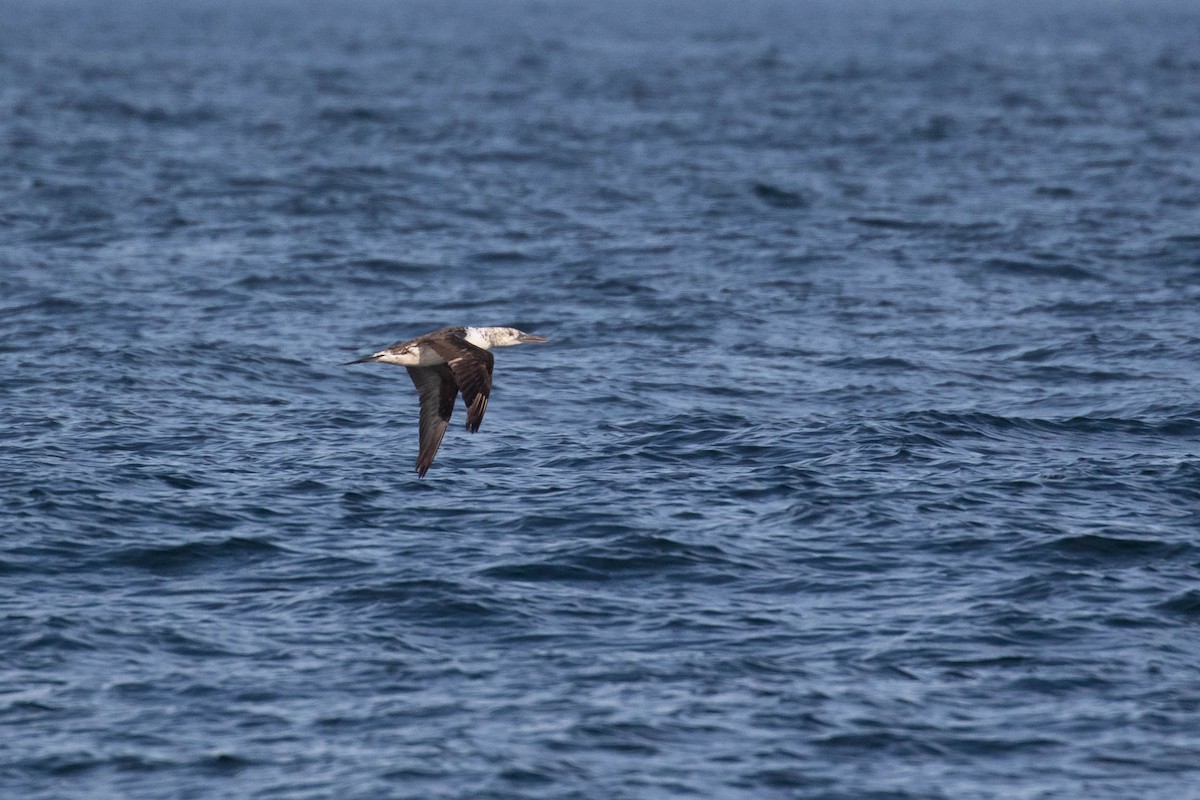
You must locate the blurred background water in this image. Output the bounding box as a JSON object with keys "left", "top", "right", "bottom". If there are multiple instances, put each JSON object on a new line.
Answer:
{"left": 3, "top": 1, "right": 1200, "bottom": 798}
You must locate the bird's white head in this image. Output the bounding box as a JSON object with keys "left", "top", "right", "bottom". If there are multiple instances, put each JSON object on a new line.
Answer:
{"left": 468, "top": 326, "right": 550, "bottom": 349}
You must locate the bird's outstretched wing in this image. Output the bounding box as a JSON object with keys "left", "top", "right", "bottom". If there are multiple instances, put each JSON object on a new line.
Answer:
{"left": 427, "top": 335, "right": 494, "bottom": 433}
{"left": 406, "top": 364, "right": 458, "bottom": 478}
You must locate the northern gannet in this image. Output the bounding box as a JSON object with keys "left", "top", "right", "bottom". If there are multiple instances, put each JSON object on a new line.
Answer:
{"left": 345, "top": 326, "right": 549, "bottom": 477}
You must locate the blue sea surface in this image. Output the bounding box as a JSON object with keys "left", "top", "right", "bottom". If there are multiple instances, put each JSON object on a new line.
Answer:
{"left": 3, "top": 0, "right": 1200, "bottom": 797}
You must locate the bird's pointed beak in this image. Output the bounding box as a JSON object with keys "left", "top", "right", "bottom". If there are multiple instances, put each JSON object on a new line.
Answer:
{"left": 343, "top": 355, "right": 381, "bottom": 365}
{"left": 517, "top": 333, "right": 549, "bottom": 344}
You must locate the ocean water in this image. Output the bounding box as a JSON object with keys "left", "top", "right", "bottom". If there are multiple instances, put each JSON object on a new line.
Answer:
{"left": 3, "top": 0, "right": 1200, "bottom": 797}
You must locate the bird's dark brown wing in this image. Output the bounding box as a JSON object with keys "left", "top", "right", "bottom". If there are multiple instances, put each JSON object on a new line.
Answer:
{"left": 426, "top": 336, "right": 494, "bottom": 433}
{"left": 406, "top": 364, "right": 458, "bottom": 478}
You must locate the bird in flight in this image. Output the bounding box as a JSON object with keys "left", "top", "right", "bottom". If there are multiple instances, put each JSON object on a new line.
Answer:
{"left": 345, "top": 326, "right": 549, "bottom": 477}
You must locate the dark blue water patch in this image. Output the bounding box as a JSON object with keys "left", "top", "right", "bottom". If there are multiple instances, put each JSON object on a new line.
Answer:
{"left": 469, "top": 249, "right": 534, "bottom": 264}
{"left": 344, "top": 256, "right": 441, "bottom": 277}
{"left": 1034, "top": 185, "right": 1080, "bottom": 200}
{"left": 480, "top": 534, "right": 744, "bottom": 585}
{"left": 1157, "top": 590, "right": 1200, "bottom": 620}
{"left": 822, "top": 355, "right": 924, "bottom": 372}
{"left": 848, "top": 215, "right": 937, "bottom": 230}
{"left": 752, "top": 182, "right": 809, "bottom": 209}
{"left": 1033, "top": 533, "right": 1194, "bottom": 566}
{"left": 332, "top": 578, "right": 512, "bottom": 627}
{"left": 981, "top": 257, "right": 1106, "bottom": 282}
{"left": 15, "top": 626, "right": 95, "bottom": 655}
{"left": 108, "top": 536, "right": 286, "bottom": 575}
{"left": 65, "top": 93, "right": 221, "bottom": 127}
